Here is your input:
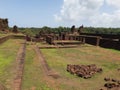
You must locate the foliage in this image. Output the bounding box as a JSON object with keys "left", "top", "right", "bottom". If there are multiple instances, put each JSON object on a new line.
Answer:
{"left": 20, "top": 28, "right": 35, "bottom": 36}
{"left": 18, "top": 26, "right": 120, "bottom": 36}
{"left": 83, "top": 27, "right": 120, "bottom": 34}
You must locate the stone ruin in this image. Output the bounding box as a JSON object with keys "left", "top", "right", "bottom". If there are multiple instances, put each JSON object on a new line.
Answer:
{"left": 12, "top": 25, "right": 18, "bottom": 33}
{"left": 32, "top": 25, "right": 86, "bottom": 45}
{"left": 71, "top": 25, "right": 76, "bottom": 34}
{"left": 70, "top": 25, "right": 83, "bottom": 35}
{"left": 0, "top": 18, "right": 9, "bottom": 31}
{"left": 67, "top": 64, "right": 102, "bottom": 79}
{"left": 25, "top": 35, "right": 31, "bottom": 41}
{"left": 78, "top": 25, "right": 83, "bottom": 35}
{"left": 56, "top": 25, "right": 84, "bottom": 41}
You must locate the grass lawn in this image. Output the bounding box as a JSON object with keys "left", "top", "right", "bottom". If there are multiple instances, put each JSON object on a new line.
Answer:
{"left": 0, "top": 35, "right": 119, "bottom": 90}
{"left": 39, "top": 44, "right": 120, "bottom": 90}
{"left": 0, "top": 39, "right": 24, "bottom": 89}
{"left": 0, "top": 34, "right": 9, "bottom": 37}
{"left": 20, "top": 42, "right": 120, "bottom": 90}
{"left": 22, "top": 45, "right": 53, "bottom": 90}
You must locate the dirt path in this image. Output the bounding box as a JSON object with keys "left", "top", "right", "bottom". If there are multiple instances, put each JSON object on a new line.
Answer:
{"left": 33, "top": 45, "right": 62, "bottom": 90}
{"left": 0, "top": 83, "right": 6, "bottom": 90}
{"left": 13, "top": 41, "right": 26, "bottom": 90}
{"left": 34, "top": 45, "right": 60, "bottom": 79}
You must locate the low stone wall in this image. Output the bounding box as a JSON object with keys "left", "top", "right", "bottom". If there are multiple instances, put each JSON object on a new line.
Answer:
{"left": 81, "top": 33, "right": 120, "bottom": 39}
{"left": 81, "top": 33, "right": 120, "bottom": 50}
{"left": 12, "top": 35, "right": 25, "bottom": 39}
{"left": 0, "top": 35, "right": 11, "bottom": 44}
{"left": 85, "top": 37, "right": 120, "bottom": 50}
{"left": 0, "top": 35, "right": 25, "bottom": 44}
{"left": 45, "top": 34, "right": 120, "bottom": 50}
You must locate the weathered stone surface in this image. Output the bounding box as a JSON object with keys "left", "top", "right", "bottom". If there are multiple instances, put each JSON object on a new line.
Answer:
{"left": 12, "top": 25, "right": 18, "bottom": 33}
{"left": 67, "top": 64, "right": 102, "bottom": 79}
{"left": 0, "top": 18, "right": 8, "bottom": 31}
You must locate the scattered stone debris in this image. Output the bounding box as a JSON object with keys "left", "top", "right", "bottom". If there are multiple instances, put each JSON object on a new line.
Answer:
{"left": 100, "top": 78, "right": 120, "bottom": 90}
{"left": 67, "top": 64, "right": 102, "bottom": 79}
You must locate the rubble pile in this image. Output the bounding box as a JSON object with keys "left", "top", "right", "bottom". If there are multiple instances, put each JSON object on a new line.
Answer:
{"left": 67, "top": 64, "right": 102, "bottom": 79}
{"left": 100, "top": 78, "right": 120, "bottom": 90}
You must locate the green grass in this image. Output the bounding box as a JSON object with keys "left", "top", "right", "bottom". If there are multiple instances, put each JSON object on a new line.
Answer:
{"left": 0, "top": 34, "right": 9, "bottom": 38}
{"left": 40, "top": 44, "right": 120, "bottom": 90}
{"left": 22, "top": 45, "right": 53, "bottom": 90}
{"left": 0, "top": 39, "right": 24, "bottom": 89}
{"left": 2, "top": 37, "right": 119, "bottom": 89}
{"left": 108, "top": 48, "right": 120, "bottom": 53}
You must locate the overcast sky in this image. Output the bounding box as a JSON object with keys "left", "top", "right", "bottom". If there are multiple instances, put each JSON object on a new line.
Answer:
{"left": 0, "top": 0, "right": 120, "bottom": 27}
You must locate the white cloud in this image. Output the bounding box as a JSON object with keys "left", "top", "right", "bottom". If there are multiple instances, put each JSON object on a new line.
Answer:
{"left": 90, "top": 12, "right": 120, "bottom": 27}
{"left": 55, "top": 0, "right": 104, "bottom": 22}
{"left": 55, "top": 0, "right": 120, "bottom": 27}
{"left": 106, "top": 0, "right": 120, "bottom": 8}
{"left": 90, "top": 7, "right": 120, "bottom": 27}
